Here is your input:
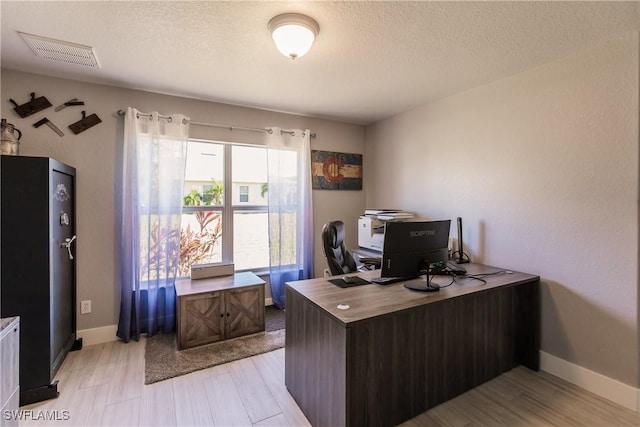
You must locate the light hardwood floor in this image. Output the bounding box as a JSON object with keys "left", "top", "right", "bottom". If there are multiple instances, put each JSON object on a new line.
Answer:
{"left": 17, "top": 338, "right": 640, "bottom": 426}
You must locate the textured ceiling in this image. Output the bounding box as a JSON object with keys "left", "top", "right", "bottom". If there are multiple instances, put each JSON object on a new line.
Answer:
{"left": 2, "top": 1, "right": 639, "bottom": 125}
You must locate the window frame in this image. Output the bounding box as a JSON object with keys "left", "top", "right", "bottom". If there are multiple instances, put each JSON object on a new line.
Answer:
{"left": 181, "top": 140, "right": 271, "bottom": 276}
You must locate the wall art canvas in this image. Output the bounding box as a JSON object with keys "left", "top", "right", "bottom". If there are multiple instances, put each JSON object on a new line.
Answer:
{"left": 311, "top": 150, "right": 362, "bottom": 190}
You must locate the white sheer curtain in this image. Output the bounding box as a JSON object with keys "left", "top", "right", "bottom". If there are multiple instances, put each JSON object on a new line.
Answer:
{"left": 117, "top": 107, "right": 190, "bottom": 342}
{"left": 265, "top": 128, "right": 314, "bottom": 309}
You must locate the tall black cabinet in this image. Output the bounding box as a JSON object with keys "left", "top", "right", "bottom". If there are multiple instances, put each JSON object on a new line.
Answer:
{"left": 1, "top": 156, "right": 78, "bottom": 405}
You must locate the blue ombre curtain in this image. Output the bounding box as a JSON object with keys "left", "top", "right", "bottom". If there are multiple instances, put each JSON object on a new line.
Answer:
{"left": 117, "top": 107, "right": 190, "bottom": 342}
{"left": 265, "top": 128, "right": 314, "bottom": 309}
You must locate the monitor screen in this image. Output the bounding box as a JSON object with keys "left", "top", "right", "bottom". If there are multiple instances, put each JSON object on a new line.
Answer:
{"left": 380, "top": 220, "right": 451, "bottom": 279}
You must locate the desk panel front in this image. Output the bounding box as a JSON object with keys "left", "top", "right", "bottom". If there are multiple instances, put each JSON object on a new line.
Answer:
{"left": 285, "top": 263, "right": 540, "bottom": 427}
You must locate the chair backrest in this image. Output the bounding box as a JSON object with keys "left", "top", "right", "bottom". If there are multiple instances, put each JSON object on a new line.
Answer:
{"left": 322, "top": 220, "right": 357, "bottom": 276}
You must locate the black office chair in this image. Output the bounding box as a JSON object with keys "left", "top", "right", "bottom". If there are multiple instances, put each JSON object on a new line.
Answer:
{"left": 322, "top": 220, "right": 358, "bottom": 276}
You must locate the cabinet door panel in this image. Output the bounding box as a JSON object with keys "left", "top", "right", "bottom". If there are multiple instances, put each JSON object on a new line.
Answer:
{"left": 50, "top": 169, "right": 75, "bottom": 372}
{"left": 180, "top": 292, "right": 225, "bottom": 348}
{"left": 0, "top": 388, "right": 19, "bottom": 427}
{"left": 226, "top": 286, "right": 264, "bottom": 339}
{"left": 0, "top": 320, "right": 19, "bottom": 409}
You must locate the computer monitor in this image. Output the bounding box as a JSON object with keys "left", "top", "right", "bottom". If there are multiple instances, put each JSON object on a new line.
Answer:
{"left": 381, "top": 219, "right": 451, "bottom": 292}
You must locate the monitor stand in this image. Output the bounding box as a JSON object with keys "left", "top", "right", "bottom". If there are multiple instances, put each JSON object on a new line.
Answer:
{"left": 404, "top": 276, "right": 440, "bottom": 292}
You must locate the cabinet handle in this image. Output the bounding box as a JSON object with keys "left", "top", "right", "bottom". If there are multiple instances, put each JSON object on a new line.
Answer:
{"left": 220, "top": 314, "right": 224, "bottom": 318}
{"left": 60, "top": 212, "right": 70, "bottom": 226}
{"left": 60, "top": 235, "right": 77, "bottom": 260}
{"left": 226, "top": 313, "right": 230, "bottom": 317}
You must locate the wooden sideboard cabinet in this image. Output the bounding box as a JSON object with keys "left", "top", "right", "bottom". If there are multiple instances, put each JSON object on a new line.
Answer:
{"left": 175, "top": 272, "right": 265, "bottom": 350}
{"left": 1, "top": 317, "right": 19, "bottom": 427}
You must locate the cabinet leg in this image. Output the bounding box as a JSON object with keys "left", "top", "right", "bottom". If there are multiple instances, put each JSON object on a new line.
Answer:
{"left": 19, "top": 380, "right": 59, "bottom": 406}
{"left": 70, "top": 337, "right": 83, "bottom": 352}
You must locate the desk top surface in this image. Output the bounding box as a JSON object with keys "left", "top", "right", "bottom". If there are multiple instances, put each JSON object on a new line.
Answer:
{"left": 175, "top": 271, "right": 265, "bottom": 296}
{"left": 286, "top": 263, "right": 538, "bottom": 326}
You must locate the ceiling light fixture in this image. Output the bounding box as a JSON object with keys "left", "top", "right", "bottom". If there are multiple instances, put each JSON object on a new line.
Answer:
{"left": 268, "top": 13, "right": 319, "bottom": 60}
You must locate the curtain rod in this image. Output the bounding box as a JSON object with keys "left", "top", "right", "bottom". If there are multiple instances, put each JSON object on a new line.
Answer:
{"left": 116, "top": 109, "right": 316, "bottom": 137}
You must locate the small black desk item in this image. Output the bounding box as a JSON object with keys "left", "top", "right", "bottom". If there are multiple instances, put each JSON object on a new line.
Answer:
{"left": 328, "top": 275, "right": 370, "bottom": 288}
{"left": 370, "top": 275, "right": 415, "bottom": 285}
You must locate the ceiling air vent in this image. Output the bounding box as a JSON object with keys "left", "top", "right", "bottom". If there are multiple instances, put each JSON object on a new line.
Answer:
{"left": 18, "top": 32, "right": 100, "bottom": 68}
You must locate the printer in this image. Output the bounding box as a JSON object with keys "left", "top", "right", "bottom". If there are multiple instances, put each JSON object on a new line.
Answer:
{"left": 358, "top": 216, "right": 385, "bottom": 252}
{"left": 358, "top": 210, "right": 414, "bottom": 252}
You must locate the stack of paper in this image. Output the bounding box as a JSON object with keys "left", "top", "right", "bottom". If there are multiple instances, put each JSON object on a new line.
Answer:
{"left": 364, "top": 209, "right": 402, "bottom": 216}
{"left": 376, "top": 212, "right": 414, "bottom": 221}
{"left": 362, "top": 209, "right": 414, "bottom": 221}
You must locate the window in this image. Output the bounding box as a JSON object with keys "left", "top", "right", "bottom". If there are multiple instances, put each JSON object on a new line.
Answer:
{"left": 179, "top": 141, "right": 224, "bottom": 277}
{"left": 239, "top": 185, "right": 249, "bottom": 203}
{"left": 179, "top": 140, "right": 272, "bottom": 276}
{"left": 202, "top": 184, "right": 214, "bottom": 204}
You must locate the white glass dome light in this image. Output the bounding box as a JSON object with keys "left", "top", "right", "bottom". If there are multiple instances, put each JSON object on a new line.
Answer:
{"left": 268, "top": 13, "right": 320, "bottom": 60}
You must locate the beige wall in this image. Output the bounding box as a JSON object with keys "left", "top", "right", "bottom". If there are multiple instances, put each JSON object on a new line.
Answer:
{"left": 4, "top": 30, "right": 637, "bottom": 393}
{"left": 0, "top": 69, "right": 366, "bottom": 330}
{"left": 365, "top": 32, "right": 639, "bottom": 386}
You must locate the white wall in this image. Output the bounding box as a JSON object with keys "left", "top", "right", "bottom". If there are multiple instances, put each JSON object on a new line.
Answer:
{"left": 366, "top": 32, "right": 639, "bottom": 387}
{"left": 0, "top": 69, "right": 366, "bottom": 331}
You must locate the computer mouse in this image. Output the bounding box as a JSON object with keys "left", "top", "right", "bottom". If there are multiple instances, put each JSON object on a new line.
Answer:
{"left": 343, "top": 276, "right": 355, "bottom": 284}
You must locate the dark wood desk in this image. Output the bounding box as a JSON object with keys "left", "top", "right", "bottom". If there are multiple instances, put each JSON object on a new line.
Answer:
{"left": 285, "top": 263, "right": 540, "bottom": 427}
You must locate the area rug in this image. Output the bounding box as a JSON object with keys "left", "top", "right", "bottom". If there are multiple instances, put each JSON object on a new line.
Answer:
{"left": 145, "top": 306, "right": 285, "bottom": 384}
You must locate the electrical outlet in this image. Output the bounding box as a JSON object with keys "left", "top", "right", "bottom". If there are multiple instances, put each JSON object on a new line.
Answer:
{"left": 80, "top": 300, "right": 91, "bottom": 314}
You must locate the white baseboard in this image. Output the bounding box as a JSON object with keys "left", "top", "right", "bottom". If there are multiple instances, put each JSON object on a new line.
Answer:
{"left": 76, "top": 324, "right": 118, "bottom": 346}
{"left": 76, "top": 329, "right": 639, "bottom": 411}
{"left": 540, "top": 351, "right": 640, "bottom": 412}
{"left": 79, "top": 298, "right": 275, "bottom": 347}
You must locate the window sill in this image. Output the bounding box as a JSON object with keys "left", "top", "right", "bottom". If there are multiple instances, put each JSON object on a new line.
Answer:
{"left": 236, "top": 267, "right": 270, "bottom": 277}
